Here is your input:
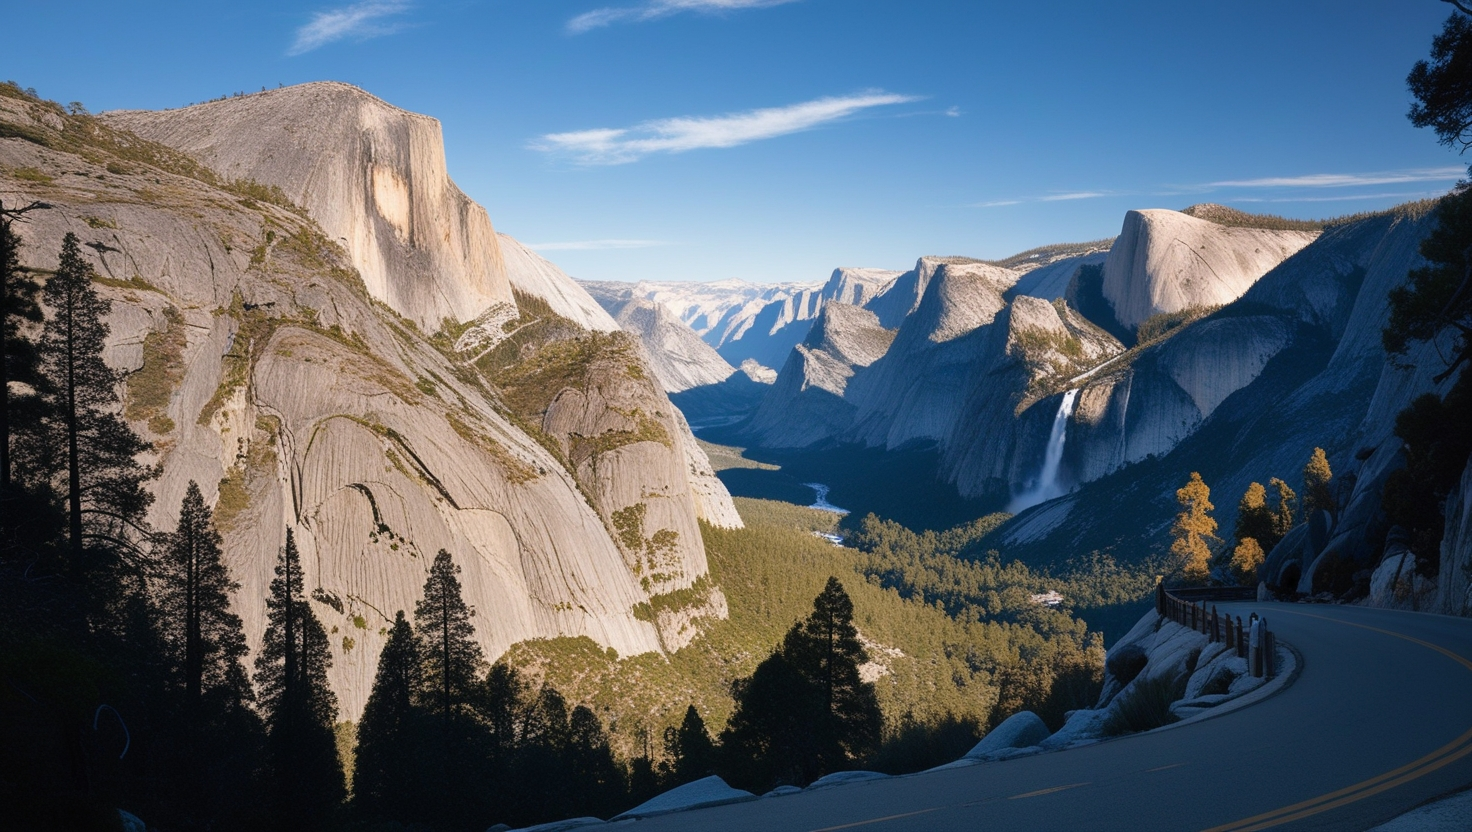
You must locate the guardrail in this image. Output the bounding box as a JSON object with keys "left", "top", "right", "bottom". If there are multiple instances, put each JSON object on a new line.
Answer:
{"left": 1156, "top": 583, "right": 1276, "bottom": 679}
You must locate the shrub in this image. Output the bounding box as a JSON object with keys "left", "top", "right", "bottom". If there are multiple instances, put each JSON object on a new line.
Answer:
{"left": 1101, "top": 672, "right": 1186, "bottom": 736}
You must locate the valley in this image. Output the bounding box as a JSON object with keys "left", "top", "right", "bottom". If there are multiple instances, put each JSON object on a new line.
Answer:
{"left": 3, "top": 6, "right": 1471, "bottom": 829}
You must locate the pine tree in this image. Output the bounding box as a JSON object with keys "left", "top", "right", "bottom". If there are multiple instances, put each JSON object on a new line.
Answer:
{"left": 157, "top": 481, "right": 252, "bottom": 709}
{"left": 1302, "top": 447, "right": 1336, "bottom": 520}
{"left": 719, "top": 651, "right": 826, "bottom": 790}
{"left": 1234, "top": 482, "right": 1276, "bottom": 552}
{"left": 353, "top": 610, "right": 424, "bottom": 824}
{"left": 1229, "top": 538, "right": 1266, "bottom": 587}
{"left": 660, "top": 704, "right": 717, "bottom": 787}
{"left": 721, "top": 578, "right": 882, "bottom": 791}
{"left": 31, "top": 232, "right": 153, "bottom": 565}
{"left": 255, "top": 530, "right": 345, "bottom": 827}
{"left": 1170, "top": 472, "right": 1218, "bottom": 582}
{"left": 153, "top": 481, "right": 264, "bottom": 828}
{"left": 782, "top": 577, "right": 881, "bottom": 765}
{"left": 413, "top": 549, "right": 484, "bottom": 722}
{"left": 1269, "top": 477, "right": 1297, "bottom": 541}
{"left": 566, "top": 705, "right": 625, "bottom": 818}
{"left": 1, "top": 205, "right": 45, "bottom": 491}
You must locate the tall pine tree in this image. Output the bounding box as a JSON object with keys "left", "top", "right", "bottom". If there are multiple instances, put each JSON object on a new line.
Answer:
{"left": 0, "top": 203, "right": 45, "bottom": 491}
{"left": 31, "top": 232, "right": 153, "bottom": 565}
{"left": 153, "top": 481, "right": 264, "bottom": 829}
{"left": 352, "top": 610, "right": 424, "bottom": 825}
{"left": 721, "top": 578, "right": 881, "bottom": 791}
{"left": 413, "top": 549, "right": 484, "bottom": 722}
{"left": 782, "top": 577, "right": 882, "bottom": 767}
{"left": 255, "top": 529, "right": 344, "bottom": 827}
{"left": 157, "top": 481, "right": 252, "bottom": 710}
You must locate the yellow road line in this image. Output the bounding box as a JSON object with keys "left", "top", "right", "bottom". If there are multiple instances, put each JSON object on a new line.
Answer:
{"left": 809, "top": 806, "right": 944, "bottom": 831}
{"left": 1202, "top": 609, "right": 1472, "bottom": 832}
{"left": 1008, "top": 782, "right": 1090, "bottom": 800}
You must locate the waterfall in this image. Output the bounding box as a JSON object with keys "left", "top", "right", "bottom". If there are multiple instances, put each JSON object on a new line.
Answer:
{"left": 1008, "top": 388, "right": 1079, "bottom": 513}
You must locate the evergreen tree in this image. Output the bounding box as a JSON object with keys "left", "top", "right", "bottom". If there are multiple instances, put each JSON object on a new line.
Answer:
{"left": 0, "top": 202, "right": 46, "bottom": 491}
{"left": 30, "top": 232, "right": 153, "bottom": 565}
{"left": 566, "top": 705, "right": 625, "bottom": 818}
{"left": 1229, "top": 538, "right": 1266, "bottom": 587}
{"left": 1170, "top": 472, "right": 1218, "bottom": 582}
{"left": 1302, "top": 447, "right": 1336, "bottom": 521}
{"left": 1269, "top": 477, "right": 1297, "bottom": 541}
{"left": 721, "top": 578, "right": 881, "bottom": 791}
{"left": 719, "top": 651, "right": 827, "bottom": 790}
{"left": 152, "top": 481, "right": 264, "bottom": 828}
{"left": 1234, "top": 482, "right": 1277, "bottom": 553}
{"left": 660, "top": 704, "right": 717, "bottom": 787}
{"left": 1392, "top": 8, "right": 1472, "bottom": 382}
{"left": 414, "top": 549, "right": 484, "bottom": 722}
{"left": 353, "top": 610, "right": 425, "bottom": 825}
{"left": 157, "top": 481, "right": 252, "bottom": 710}
{"left": 255, "top": 530, "right": 345, "bottom": 827}
{"left": 782, "top": 577, "right": 881, "bottom": 765}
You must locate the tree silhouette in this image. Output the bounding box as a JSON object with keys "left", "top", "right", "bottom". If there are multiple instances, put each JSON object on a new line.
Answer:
{"left": 0, "top": 199, "right": 48, "bottom": 491}
{"left": 1391, "top": 8, "right": 1472, "bottom": 381}
{"left": 1170, "top": 472, "right": 1218, "bottom": 582}
{"left": 660, "top": 704, "right": 717, "bottom": 787}
{"left": 157, "top": 482, "right": 252, "bottom": 710}
{"left": 32, "top": 232, "right": 153, "bottom": 565}
{"left": 255, "top": 530, "right": 344, "bottom": 827}
{"left": 782, "top": 577, "right": 881, "bottom": 765}
{"left": 721, "top": 578, "right": 881, "bottom": 791}
{"left": 353, "top": 610, "right": 425, "bottom": 825}
{"left": 414, "top": 549, "right": 484, "bottom": 723}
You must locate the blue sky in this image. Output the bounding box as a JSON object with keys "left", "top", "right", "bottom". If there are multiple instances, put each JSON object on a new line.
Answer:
{"left": 4, "top": 1, "right": 1464, "bottom": 283}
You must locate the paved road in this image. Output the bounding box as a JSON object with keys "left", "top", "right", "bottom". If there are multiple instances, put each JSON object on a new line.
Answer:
{"left": 630, "top": 603, "right": 1472, "bottom": 831}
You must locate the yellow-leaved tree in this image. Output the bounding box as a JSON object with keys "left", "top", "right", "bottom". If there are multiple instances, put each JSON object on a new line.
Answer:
{"left": 1302, "top": 447, "right": 1336, "bottom": 520}
{"left": 1229, "top": 538, "right": 1265, "bottom": 587}
{"left": 1170, "top": 472, "right": 1218, "bottom": 582}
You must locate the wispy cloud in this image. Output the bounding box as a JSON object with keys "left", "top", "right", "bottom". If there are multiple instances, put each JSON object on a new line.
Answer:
{"left": 1208, "top": 166, "right": 1465, "bottom": 189}
{"left": 531, "top": 91, "right": 921, "bottom": 165}
{"left": 972, "top": 191, "right": 1115, "bottom": 208}
{"left": 527, "top": 239, "right": 671, "bottom": 251}
{"left": 1040, "top": 191, "right": 1109, "bottom": 202}
{"left": 290, "top": 1, "right": 411, "bottom": 55}
{"left": 569, "top": 0, "right": 799, "bottom": 34}
{"left": 1227, "top": 191, "right": 1447, "bottom": 204}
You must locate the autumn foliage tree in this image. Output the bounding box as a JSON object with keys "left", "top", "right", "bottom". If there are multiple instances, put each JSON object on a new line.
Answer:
{"left": 1301, "top": 447, "right": 1337, "bottom": 521}
{"left": 1170, "top": 472, "right": 1218, "bottom": 582}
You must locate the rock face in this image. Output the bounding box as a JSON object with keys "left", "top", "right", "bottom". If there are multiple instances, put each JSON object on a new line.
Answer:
{"left": 105, "top": 82, "right": 514, "bottom": 332}
{"left": 1003, "top": 202, "right": 1446, "bottom": 574}
{"left": 580, "top": 287, "right": 733, "bottom": 393}
{"left": 1101, "top": 208, "right": 1317, "bottom": 331}
{"left": 3, "top": 86, "right": 739, "bottom": 720}
{"left": 499, "top": 235, "right": 620, "bottom": 333}
{"left": 744, "top": 303, "right": 895, "bottom": 447}
{"left": 1436, "top": 459, "right": 1472, "bottom": 616}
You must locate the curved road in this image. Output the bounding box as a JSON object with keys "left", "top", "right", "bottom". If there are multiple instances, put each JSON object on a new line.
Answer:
{"left": 630, "top": 603, "right": 1472, "bottom": 831}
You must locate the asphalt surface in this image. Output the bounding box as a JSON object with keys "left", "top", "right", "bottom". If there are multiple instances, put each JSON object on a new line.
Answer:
{"left": 627, "top": 602, "right": 1472, "bottom": 831}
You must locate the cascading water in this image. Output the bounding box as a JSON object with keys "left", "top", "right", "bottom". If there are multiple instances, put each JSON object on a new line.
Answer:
{"left": 1008, "top": 388, "right": 1079, "bottom": 513}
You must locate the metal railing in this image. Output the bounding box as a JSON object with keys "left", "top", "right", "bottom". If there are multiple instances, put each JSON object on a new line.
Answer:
{"left": 1156, "top": 583, "right": 1276, "bottom": 679}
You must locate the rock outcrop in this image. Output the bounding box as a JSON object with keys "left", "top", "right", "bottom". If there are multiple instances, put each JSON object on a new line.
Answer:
{"left": 744, "top": 302, "right": 895, "bottom": 447}
{"left": 1100, "top": 207, "right": 1317, "bottom": 331}
{"left": 581, "top": 288, "right": 733, "bottom": 393}
{"left": 104, "top": 82, "right": 515, "bottom": 332}
{"left": 3, "top": 85, "right": 739, "bottom": 720}
{"left": 1435, "top": 459, "right": 1472, "bottom": 617}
